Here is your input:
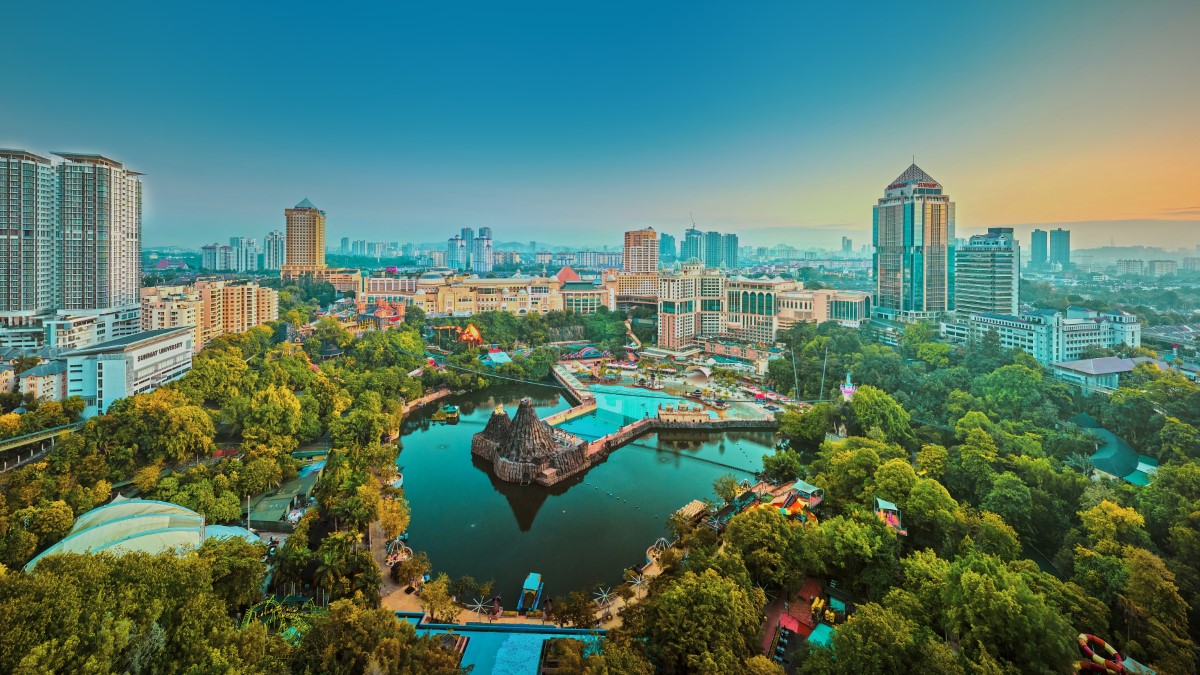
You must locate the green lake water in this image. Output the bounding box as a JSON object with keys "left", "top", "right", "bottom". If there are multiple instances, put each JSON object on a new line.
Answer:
{"left": 397, "top": 384, "right": 773, "bottom": 600}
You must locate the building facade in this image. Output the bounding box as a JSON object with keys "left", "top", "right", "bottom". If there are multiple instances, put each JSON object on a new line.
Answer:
{"left": 873, "top": 164, "right": 955, "bottom": 320}
{"left": 954, "top": 227, "right": 1020, "bottom": 316}
{"left": 0, "top": 150, "right": 58, "bottom": 338}
{"left": 472, "top": 235, "right": 494, "bottom": 274}
{"left": 1049, "top": 228, "right": 1071, "bottom": 269}
{"left": 1029, "top": 229, "right": 1048, "bottom": 269}
{"left": 66, "top": 327, "right": 194, "bottom": 416}
{"left": 623, "top": 228, "right": 659, "bottom": 273}
{"left": 942, "top": 307, "right": 1141, "bottom": 365}
{"left": 141, "top": 281, "right": 279, "bottom": 352}
{"left": 681, "top": 228, "right": 704, "bottom": 262}
{"left": 659, "top": 233, "right": 677, "bottom": 263}
{"left": 282, "top": 198, "right": 326, "bottom": 275}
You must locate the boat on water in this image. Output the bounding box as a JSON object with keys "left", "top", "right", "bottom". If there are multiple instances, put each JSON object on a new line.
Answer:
{"left": 516, "top": 572, "right": 544, "bottom": 613}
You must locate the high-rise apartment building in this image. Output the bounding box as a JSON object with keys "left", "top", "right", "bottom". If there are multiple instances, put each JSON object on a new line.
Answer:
{"left": 702, "top": 231, "right": 724, "bottom": 269}
{"left": 0, "top": 150, "right": 58, "bottom": 344}
{"left": 954, "top": 228, "right": 1020, "bottom": 316}
{"left": 282, "top": 198, "right": 326, "bottom": 274}
{"left": 263, "top": 230, "right": 286, "bottom": 270}
{"left": 472, "top": 234, "right": 494, "bottom": 273}
{"left": 681, "top": 227, "right": 704, "bottom": 262}
{"left": 842, "top": 236, "right": 853, "bottom": 255}
{"left": 447, "top": 235, "right": 468, "bottom": 270}
{"left": 460, "top": 228, "right": 475, "bottom": 269}
{"left": 1029, "top": 229, "right": 1048, "bottom": 269}
{"left": 141, "top": 281, "right": 279, "bottom": 352}
{"left": 872, "top": 164, "right": 955, "bottom": 320}
{"left": 57, "top": 153, "right": 142, "bottom": 317}
{"left": 721, "top": 233, "right": 739, "bottom": 269}
{"left": 340, "top": 236, "right": 350, "bottom": 254}
{"left": 659, "top": 233, "right": 677, "bottom": 263}
{"left": 623, "top": 227, "right": 659, "bottom": 273}
{"left": 657, "top": 260, "right": 725, "bottom": 350}
{"left": 230, "top": 237, "right": 260, "bottom": 272}
{"left": 1049, "top": 228, "right": 1071, "bottom": 269}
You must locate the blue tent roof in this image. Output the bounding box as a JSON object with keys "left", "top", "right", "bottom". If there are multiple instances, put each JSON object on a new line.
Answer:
{"left": 523, "top": 573, "right": 542, "bottom": 592}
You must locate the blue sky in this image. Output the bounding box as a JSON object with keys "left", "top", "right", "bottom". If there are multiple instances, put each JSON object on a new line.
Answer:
{"left": 4, "top": 1, "right": 1198, "bottom": 249}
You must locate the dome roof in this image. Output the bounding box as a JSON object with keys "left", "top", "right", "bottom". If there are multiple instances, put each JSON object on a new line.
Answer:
{"left": 24, "top": 496, "right": 257, "bottom": 572}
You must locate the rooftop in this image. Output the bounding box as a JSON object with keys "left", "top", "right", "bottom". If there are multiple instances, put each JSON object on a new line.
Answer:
{"left": 887, "top": 163, "right": 939, "bottom": 188}
{"left": 20, "top": 361, "right": 66, "bottom": 378}
{"left": 65, "top": 327, "right": 192, "bottom": 356}
{"left": 294, "top": 197, "right": 318, "bottom": 209}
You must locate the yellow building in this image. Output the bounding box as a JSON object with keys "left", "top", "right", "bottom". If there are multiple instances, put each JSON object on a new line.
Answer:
{"left": 141, "top": 281, "right": 279, "bottom": 352}
{"left": 358, "top": 268, "right": 614, "bottom": 317}
{"left": 281, "top": 197, "right": 326, "bottom": 275}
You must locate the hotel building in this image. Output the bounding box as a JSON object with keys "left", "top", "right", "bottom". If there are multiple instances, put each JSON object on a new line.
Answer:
{"left": 873, "top": 164, "right": 954, "bottom": 321}
{"left": 623, "top": 228, "right": 659, "bottom": 273}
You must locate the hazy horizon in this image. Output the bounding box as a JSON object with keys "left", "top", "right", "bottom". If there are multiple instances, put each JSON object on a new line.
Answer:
{"left": 5, "top": 1, "right": 1198, "bottom": 251}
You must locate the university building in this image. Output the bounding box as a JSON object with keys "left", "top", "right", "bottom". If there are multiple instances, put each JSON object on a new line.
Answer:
{"left": 942, "top": 307, "right": 1141, "bottom": 365}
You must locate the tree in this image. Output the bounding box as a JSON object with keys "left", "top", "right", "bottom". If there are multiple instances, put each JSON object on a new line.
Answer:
{"left": 712, "top": 474, "right": 741, "bottom": 504}
{"left": 777, "top": 402, "right": 833, "bottom": 447}
{"left": 723, "top": 507, "right": 802, "bottom": 589}
{"left": 630, "top": 569, "right": 765, "bottom": 675}
{"left": 761, "top": 447, "right": 804, "bottom": 483}
{"left": 292, "top": 599, "right": 462, "bottom": 674}
{"left": 849, "top": 386, "right": 912, "bottom": 445}
{"left": 553, "top": 590, "right": 598, "bottom": 628}
{"left": 418, "top": 573, "right": 460, "bottom": 623}
{"left": 379, "top": 495, "right": 411, "bottom": 541}
{"left": 1119, "top": 548, "right": 1196, "bottom": 675}
{"left": 980, "top": 474, "right": 1033, "bottom": 538}
{"left": 807, "top": 602, "right": 962, "bottom": 675}
{"left": 816, "top": 514, "right": 900, "bottom": 600}
{"left": 942, "top": 552, "right": 1075, "bottom": 673}
{"left": 915, "top": 444, "right": 949, "bottom": 481}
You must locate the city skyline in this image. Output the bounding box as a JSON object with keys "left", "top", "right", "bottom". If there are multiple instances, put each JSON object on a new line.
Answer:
{"left": 5, "top": 3, "right": 1200, "bottom": 250}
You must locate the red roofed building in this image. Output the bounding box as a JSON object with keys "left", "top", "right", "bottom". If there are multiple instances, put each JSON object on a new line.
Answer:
{"left": 555, "top": 266, "right": 582, "bottom": 283}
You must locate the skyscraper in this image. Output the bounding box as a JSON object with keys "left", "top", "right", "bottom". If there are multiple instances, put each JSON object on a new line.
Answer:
{"left": 954, "top": 228, "right": 1020, "bottom": 315}
{"left": 659, "top": 233, "right": 677, "bottom": 263}
{"left": 872, "top": 163, "right": 955, "bottom": 319}
{"left": 472, "top": 233, "right": 494, "bottom": 273}
{"left": 263, "top": 230, "right": 286, "bottom": 270}
{"left": 230, "top": 236, "right": 260, "bottom": 272}
{"left": 0, "top": 150, "right": 58, "bottom": 338}
{"left": 282, "top": 198, "right": 326, "bottom": 274}
{"left": 681, "top": 227, "right": 704, "bottom": 262}
{"left": 721, "top": 233, "right": 739, "bottom": 269}
{"left": 703, "top": 231, "right": 724, "bottom": 268}
{"left": 461, "top": 227, "right": 475, "bottom": 269}
{"left": 1029, "top": 229, "right": 1048, "bottom": 269}
{"left": 340, "top": 236, "right": 350, "bottom": 254}
{"left": 623, "top": 227, "right": 659, "bottom": 273}
{"left": 1049, "top": 228, "right": 1071, "bottom": 269}
{"left": 447, "top": 235, "right": 468, "bottom": 270}
{"left": 841, "top": 236, "right": 853, "bottom": 255}
{"left": 56, "top": 153, "right": 142, "bottom": 328}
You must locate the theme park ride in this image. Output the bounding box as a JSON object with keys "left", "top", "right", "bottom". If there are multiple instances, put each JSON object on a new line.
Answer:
{"left": 874, "top": 496, "right": 908, "bottom": 536}
{"left": 517, "top": 572, "right": 545, "bottom": 613}
{"left": 426, "top": 323, "right": 484, "bottom": 348}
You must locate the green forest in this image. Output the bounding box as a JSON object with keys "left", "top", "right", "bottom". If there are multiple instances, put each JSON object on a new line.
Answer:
{"left": 0, "top": 307, "right": 1197, "bottom": 673}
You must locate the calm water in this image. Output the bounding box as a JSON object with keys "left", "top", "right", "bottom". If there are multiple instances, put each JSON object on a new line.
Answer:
{"left": 397, "top": 384, "right": 773, "bottom": 599}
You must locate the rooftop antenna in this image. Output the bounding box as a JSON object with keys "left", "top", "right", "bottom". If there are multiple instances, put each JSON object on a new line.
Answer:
{"left": 690, "top": 211, "right": 697, "bottom": 230}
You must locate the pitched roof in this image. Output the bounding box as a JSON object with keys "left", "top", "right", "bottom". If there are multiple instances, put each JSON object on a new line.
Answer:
{"left": 888, "top": 163, "right": 939, "bottom": 187}
{"left": 295, "top": 197, "right": 318, "bottom": 209}
{"left": 555, "top": 265, "right": 582, "bottom": 283}
{"left": 20, "top": 361, "right": 66, "bottom": 378}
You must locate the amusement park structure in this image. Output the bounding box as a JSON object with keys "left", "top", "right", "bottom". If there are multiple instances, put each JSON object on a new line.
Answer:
{"left": 471, "top": 399, "right": 589, "bottom": 486}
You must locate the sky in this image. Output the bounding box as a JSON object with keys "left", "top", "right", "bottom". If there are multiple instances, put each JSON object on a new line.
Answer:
{"left": 4, "top": 1, "right": 1199, "bottom": 250}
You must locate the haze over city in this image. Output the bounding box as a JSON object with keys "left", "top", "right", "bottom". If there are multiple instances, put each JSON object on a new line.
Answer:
{"left": 4, "top": 1, "right": 1199, "bottom": 249}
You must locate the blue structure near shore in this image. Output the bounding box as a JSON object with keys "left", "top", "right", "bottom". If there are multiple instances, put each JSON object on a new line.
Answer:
{"left": 398, "top": 612, "right": 604, "bottom": 674}
{"left": 1071, "top": 414, "right": 1159, "bottom": 486}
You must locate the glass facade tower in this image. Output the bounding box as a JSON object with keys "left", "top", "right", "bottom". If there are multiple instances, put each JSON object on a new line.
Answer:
{"left": 872, "top": 164, "right": 955, "bottom": 319}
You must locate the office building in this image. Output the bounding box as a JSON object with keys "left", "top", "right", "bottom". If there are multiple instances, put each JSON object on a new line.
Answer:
{"left": 681, "top": 227, "right": 704, "bottom": 262}
{"left": 623, "top": 227, "right": 659, "bottom": 273}
{"left": 954, "top": 228, "right": 1020, "bottom": 315}
{"left": 263, "top": 230, "right": 286, "bottom": 270}
{"left": 281, "top": 198, "right": 326, "bottom": 274}
{"left": 872, "top": 164, "right": 954, "bottom": 320}
{"left": 942, "top": 307, "right": 1140, "bottom": 365}
{"left": 460, "top": 228, "right": 475, "bottom": 269}
{"left": 1029, "top": 229, "right": 1048, "bottom": 269}
{"left": 340, "top": 236, "right": 350, "bottom": 254}
{"left": 66, "top": 327, "right": 193, "bottom": 416}
{"left": 842, "top": 237, "right": 853, "bottom": 255}
{"left": 721, "top": 233, "right": 739, "bottom": 269}
{"left": 659, "top": 233, "right": 677, "bottom": 263}
{"left": 1049, "top": 228, "right": 1071, "bottom": 269}
{"left": 703, "top": 231, "right": 724, "bottom": 269}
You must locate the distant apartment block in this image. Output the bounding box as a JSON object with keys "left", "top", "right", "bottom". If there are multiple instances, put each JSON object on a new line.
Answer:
{"left": 1147, "top": 260, "right": 1177, "bottom": 277}
{"left": 1116, "top": 259, "right": 1145, "bottom": 276}
{"left": 623, "top": 228, "right": 659, "bottom": 273}
{"left": 263, "top": 230, "right": 286, "bottom": 270}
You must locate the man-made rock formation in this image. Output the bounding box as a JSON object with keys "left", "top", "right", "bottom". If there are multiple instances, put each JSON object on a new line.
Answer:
{"left": 471, "top": 399, "right": 588, "bottom": 486}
